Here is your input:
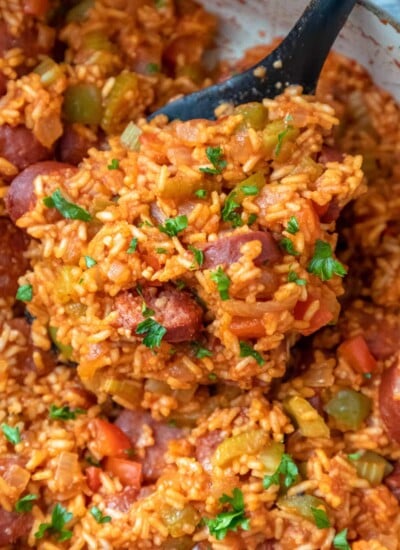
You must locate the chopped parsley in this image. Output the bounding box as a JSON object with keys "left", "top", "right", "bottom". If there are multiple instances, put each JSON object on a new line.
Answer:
{"left": 175, "top": 280, "right": 186, "bottom": 290}
{"left": 86, "top": 455, "right": 100, "bottom": 467}
{"left": 90, "top": 506, "right": 111, "bottom": 524}
{"left": 263, "top": 453, "right": 298, "bottom": 490}
{"left": 348, "top": 451, "right": 363, "bottom": 461}
{"left": 16, "top": 284, "right": 33, "bottom": 302}
{"left": 34, "top": 503, "right": 73, "bottom": 542}
{"left": 146, "top": 62, "right": 160, "bottom": 74}
{"left": 43, "top": 189, "right": 92, "bottom": 222}
{"left": 1, "top": 424, "right": 21, "bottom": 445}
{"left": 192, "top": 341, "right": 212, "bottom": 359}
{"left": 188, "top": 245, "right": 204, "bottom": 268}
{"left": 156, "top": 247, "right": 167, "bottom": 254}
{"left": 287, "top": 270, "right": 307, "bottom": 286}
{"left": 241, "top": 185, "right": 259, "bottom": 196}
{"left": 287, "top": 216, "right": 299, "bottom": 234}
{"left": 221, "top": 193, "right": 243, "bottom": 228}
{"left": 159, "top": 215, "right": 188, "bottom": 237}
{"left": 136, "top": 318, "right": 167, "bottom": 349}
{"left": 275, "top": 126, "right": 293, "bottom": 157}
{"left": 195, "top": 189, "right": 207, "bottom": 199}
{"left": 15, "top": 494, "right": 37, "bottom": 513}
{"left": 204, "top": 488, "right": 250, "bottom": 540}
{"left": 364, "top": 372, "right": 372, "bottom": 379}
{"left": 333, "top": 529, "right": 351, "bottom": 550}
{"left": 107, "top": 158, "right": 119, "bottom": 170}
{"left": 84, "top": 255, "right": 97, "bottom": 268}
{"left": 208, "top": 372, "right": 217, "bottom": 381}
{"left": 210, "top": 267, "right": 231, "bottom": 300}
{"left": 141, "top": 302, "right": 155, "bottom": 318}
{"left": 311, "top": 507, "right": 330, "bottom": 529}
{"left": 239, "top": 341, "right": 265, "bottom": 366}
{"left": 280, "top": 237, "right": 299, "bottom": 256}
{"left": 247, "top": 213, "right": 258, "bottom": 226}
{"left": 138, "top": 219, "right": 153, "bottom": 228}
{"left": 49, "top": 405, "right": 85, "bottom": 421}
{"left": 127, "top": 238, "right": 138, "bottom": 254}
{"left": 307, "top": 239, "right": 347, "bottom": 281}
{"left": 199, "top": 146, "right": 227, "bottom": 175}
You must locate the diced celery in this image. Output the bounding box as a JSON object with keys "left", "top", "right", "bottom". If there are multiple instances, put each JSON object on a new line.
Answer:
{"left": 160, "top": 505, "right": 199, "bottom": 537}
{"left": 34, "top": 57, "right": 63, "bottom": 87}
{"left": 284, "top": 395, "right": 330, "bottom": 438}
{"left": 63, "top": 84, "right": 103, "bottom": 125}
{"left": 259, "top": 441, "right": 284, "bottom": 474}
{"left": 103, "top": 379, "right": 143, "bottom": 406}
{"left": 102, "top": 73, "right": 138, "bottom": 135}
{"left": 49, "top": 326, "right": 73, "bottom": 360}
{"left": 66, "top": 0, "right": 94, "bottom": 22}
{"left": 277, "top": 494, "right": 327, "bottom": 522}
{"left": 212, "top": 429, "right": 267, "bottom": 468}
{"left": 235, "top": 102, "right": 269, "bottom": 130}
{"left": 350, "top": 450, "right": 393, "bottom": 486}
{"left": 324, "top": 388, "right": 371, "bottom": 431}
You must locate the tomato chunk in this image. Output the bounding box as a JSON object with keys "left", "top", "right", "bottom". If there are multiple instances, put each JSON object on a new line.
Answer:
{"left": 229, "top": 317, "right": 265, "bottom": 338}
{"left": 91, "top": 419, "right": 132, "bottom": 457}
{"left": 85, "top": 466, "right": 101, "bottom": 492}
{"left": 339, "top": 335, "right": 377, "bottom": 374}
{"left": 23, "top": 0, "right": 49, "bottom": 16}
{"left": 104, "top": 457, "right": 142, "bottom": 488}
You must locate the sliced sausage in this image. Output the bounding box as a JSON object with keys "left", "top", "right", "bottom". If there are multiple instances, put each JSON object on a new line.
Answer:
{"left": 385, "top": 461, "right": 400, "bottom": 502}
{"left": 202, "top": 231, "right": 281, "bottom": 269}
{"left": 57, "top": 125, "right": 95, "bottom": 166}
{"left": 104, "top": 486, "right": 139, "bottom": 513}
{"left": 379, "top": 364, "right": 400, "bottom": 444}
{"left": 0, "top": 218, "right": 30, "bottom": 300}
{"left": 114, "top": 286, "right": 203, "bottom": 343}
{"left": 318, "top": 146, "right": 344, "bottom": 164}
{"left": 195, "top": 430, "right": 223, "bottom": 473}
{"left": 0, "top": 125, "right": 52, "bottom": 172}
{"left": 0, "top": 21, "right": 53, "bottom": 58}
{"left": 0, "top": 507, "right": 33, "bottom": 546}
{"left": 5, "top": 161, "right": 76, "bottom": 223}
{"left": 115, "top": 409, "right": 183, "bottom": 482}
{"left": 23, "top": 0, "right": 49, "bottom": 16}
{"left": 0, "top": 72, "right": 7, "bottom": 97}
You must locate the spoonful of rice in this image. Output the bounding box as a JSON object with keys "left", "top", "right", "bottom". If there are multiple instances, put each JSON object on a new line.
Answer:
{"left": 150, "top": 0, "right": 357, "bottom": 121}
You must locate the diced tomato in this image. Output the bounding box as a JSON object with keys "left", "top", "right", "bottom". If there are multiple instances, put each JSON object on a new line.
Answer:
{"left": 294, "top": 291, "right": 336, "bottom": 336}
{"left": 23, "top": 0, "right": 49, "bottom": 16}
{"left": 339, "top": 334, "right": 377, "bottom": 374}
{"left": 312, "top": 200, "right": 330, "bottom": 218}
{"left": 104, "top": 457, "right": 142, "bottom": 488}
{"left": 91, "top": 419, "right": 132, "bottom": 457}
{"left": 229, "top": 317, "right": 265, "bottom": 338}
{"left": 85, "top": 466, "right": 101, "bottom": 492}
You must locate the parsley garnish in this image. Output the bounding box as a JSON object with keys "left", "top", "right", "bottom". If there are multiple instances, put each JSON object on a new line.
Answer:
{"left": 210, "top": 267, "right": 231, "bottom": 300}
{"left": 175, "top": 280, "right": 186, "bottom": 290}
{"left": 333, "top": 529, "right": 351, "bottom": 550}
{"left": 1, "top": 424, "right": 21, "bottom": 445}
{"left": 127, "top": 238, "right": 138, "bottom": 254}
{"left": 248, "top": 213, "right": 258, "bottom": 226}
{"left": 159, "top": 215, "right": 188, "bottom": 237}
{"left": 221, "top": 193, "right": 243, "bottom": 228}
{"left": 241, "top": 185, "right": 259, "bottom": 196}
{"left": 364, "top": 372, "right": 372, "bottom": 379}
{"left": 263, "top": 453, "right": 298, "bottom": 489}
{"left": 280, "top": 237, "right": 299, "bottom": 256}
{"left": 141, "top": 302, "right": 155, "bottom": 318}
{"left": 15, "top": 494, "right": 37, "bottom": 513}
{"left": 146, "top": 62, "right": 160, "bottom": 74}
{"left": 156, "top": 247, "right": 167, "bottom": 254}
{"left": 192, "top": 341, "right": 212, "bottom": 359}
{"left": 239, "top": 341, "right": 265, "bottom": 366}
{"left": 204, "top": 488, "right": 250, "bottom": 540}
{"left": 311, "top": 507, "right": 330, "bottom": 529}
{"left": 107, "top": 159, "right": 119, "bottom": 170}
{"left": 136, "top": 318, "right": 167, "bottom": 349}
{"left": 43, "top": 189, "right": 91, "bottom": 222}
{"left": 195, "top": 189, "right": 207, "bottom": 198}
{"left": 208, "top": 372, "right": 217, "bottom": 381}
{"left": 287, "top": 216, "right": 299, "bottom": 234}
{"left": 16, "top": 284, "right": 33, "bottom": 302}
{"left": 90, "top": 506, "right": 111, "bottom": 524}
{"left": 199, "top": 146, "right": 227, "bottom": 175}
{"left": 275, "top": 126, "right": 293, "bottom": 157}
{"left": 86, "top": 455, "right": 100, "bottom": 466}
{"left": 188, "top": 245, "right": 204, "bottom": 268}
{"left": 34, "top": 503, "right": 73, "bottom": 542}
{"left": 49, "top": 405, "right": 85, "bottom": 421}
{"left": 287, "top": 270, "right": 306, "bottom": 286}
{"left": 84, "top": 256, "right": 96, "bottom": 268}
{"left": 307, "top": 240, "right": 347, "bottom": 281}
{"left": 348, "top": 452, "right": 363, "bottom": 461}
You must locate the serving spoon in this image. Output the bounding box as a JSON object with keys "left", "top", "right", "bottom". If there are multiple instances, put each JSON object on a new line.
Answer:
{"left": 150, "top": 0, "right": 357, "bottom": 121}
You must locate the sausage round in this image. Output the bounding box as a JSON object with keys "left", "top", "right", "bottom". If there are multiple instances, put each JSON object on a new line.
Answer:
{"left": 57, "top": 125, "right": 95, "bottom": 166}
{"left": 0, "top": 218, "right": 30, "bottom": 299}
{"left": 379, "top": 364, "right": 400, "bottom": 444}
{"left": 0, "top": 507, "right": 33, "bottom": 546}
{"left": 0, "top": 125, "right": 51, "bottom": 172}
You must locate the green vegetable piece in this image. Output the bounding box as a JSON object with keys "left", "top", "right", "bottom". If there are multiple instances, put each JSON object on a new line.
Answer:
{"left": 66, "top": 0, "right": 93, "bottom": 22}
{"left": 204, "top": 488, "right": 250, "bottom": 540}
{"left": 278, "top": 494, "right": 328, "bottom": 524}
{"left": 141, "top": 302, "right": 155, "bottom": 318}
{"left": 48, "top": 326, "right": 73, "bottom": 360}
{"left": 350, "top": 450, "right": 393, "bottom": 486}
{"left": 43, "top": 189, "right": 92, "bottom": 222}
{"left": 311, "top": 507, "right": 331, "bottom": 529}
{"left": 235, "top": 102, "right": 268, "bottom": 130}
{"left": 108, "top": 159, "right": 119, "bottom": 170}
{"left": 263, "top": 453, "right": 298, "bottom": 489}
{"left": 146, "top": 62, "right": 160, "bottom": 74}
{"left": 287, "top": 216, "right": 299, "bottom": 234}
{"left": 348, "top": 452, "right": 363, "bottom": 461}
{"left": 263, "top": 119, "right": 299, "bottom": 158}
{"left": 102, "top": 73, "right": 139, "bottom": 135}
{"left": 210, "top": 267, "right": 231, "bottom": 301}
{"left": 159, "top": 215, "right": 188, "bottom": 237}
{"left": 221, "top": 193, "right": 243, "bottom": 228}
{"left": 156, "top": 247, "right": 167, "bottom": 254}
{"left": 49, "top": 405, "right": 85, "bottom": 421}
{"left": 239, "top": 341, "right": 265, "bottom": 366}
{"left": 194, "top": 189, "right": 207, "bottom": 198}
{"left": 34, "top": 503, "right": 73, "bottom": 542}
{"left": 83, "top": 31, "right": 114, "bottom": 52}
{"left": 136, "top": 318, "right": 167, "bottom": 349}
{"left": 127, "top": 238, "right": 138, "bottom": 254}
{"left": 283, "top": 395, "right": 330, "bottom": 438}
{"left": 287, "top": 270, "right": 306, "bottom": 286}
{"left": 120, "top": 121, "right": 142, "bottom": 151}
{"left": 324, "top": 388, "right": 371, "bottom": 431}
{"left": 222, "top": 172, "right": 264, "bottom": 228}
{"left": 333, "top": 529, "right": 351, "bottom": 550}
{"left": 90, "top": 506, "right": 111, "bottom": 524}
{"left": 63, "top": 83, "right": 103, "bottom": 125}
{"left": 213, "top": 429, "right": 266, "bottom": 468}
{"left": 307, "top": 239, "right": 347, "bottom": 281}
{"left": 15, "top": 494, "right": 38, "bottom": 513}
{"left": 160, "top": 504, "right": 200, "bottom": 537}
{"left": 208, "top": 372, "right": 217, "bottom": 381}
{"left": 199, "top": 146, "right": 227, "bottom": 175}
{"left": 275, "top": 126, "right": 293, "bottom": 156}
{"left": 248, "top": 213, "right": 258, "bottom": 226}
{"left": 34, "top": 57, "right": 63, "bottom": 87}
{"left": 188, "top": 245, "right": 204, "bottom": 268}
{"left": 241, "top": 185, "right": 259, "bottom": 196}
{"left": 192, "top": 342, "right": 212, "bottom": 359}
{"left": 1, "top": 424, "right": 21, "bottom": 445}
{"left": 16, "top": 284, "right": 33, "bottom": 302}
{"left": 84, "top": 256, "right": 97, "bottom": 268}
{"left": 280, "top": 237, "right": 299, "bottom": 256}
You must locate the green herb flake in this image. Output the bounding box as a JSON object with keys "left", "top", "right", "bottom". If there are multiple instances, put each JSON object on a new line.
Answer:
{"left": 263, "top": 453, "right": 298, "bottom": 490}
{"left": 49, "top": 405, "right": 85, "bottom": 421}
{"left": 141, "top": 302, "right": 155, "bottom": 318}
{"left": 204, "top": 488, "right": 250, "bottom": 540}
{"left": 240, "top": 185, "right": 259, "bottom": 196}
{"left": 221, "top": 194, "right": 243, "bottom": 228}
{"left": 188, "top": 245, "right": 204, "bottom": 268}
{"left": 275, "top": 125, "right": 293, "bottom": 157}
{"left": 287, "top": 270, "right": 307, "bottom": 286}
{"left": 34, "top": 503, "right": 73, "bottom": 542}
{"left": 280, "top": 237, "right": 299, "bottom": 256}
{"left": 333, "top": 528, "right": 351, "bottom": 550}
{"left": 156, "top": 247, "right": 167, "bottom": 254}
{"left": 175, "top": 280, "right": 186, "bottom": 291}
{"left": 195, "top": 189, "right": 207, "bottom": 199}
{"left": 136, "top": 318, "right": 167, "bottom": 349}
{"left": 247, "top": 213, "right": 258, "bottom": 226}
{"left": 208, "top": 372, "right": 217, "bottom": 381}
{"left": 43, "top": 189, "right": 92, "bottom": 222}
{"left": 159, "top": 215, "right": 188, "bottom": 237}
{"left": 16, "top": 284, "right": 33, "bottom": 302}
{"left": 127, "top": 237, "right": 138, "bottom": 254}
{"left": 287, "top": 216, "right": 299, "bottom": 234}
{"left": 348, "top": 452, "right": 363, "bottom": 461}
{"left": 146, "top": 62, "right": 160, "bottom": 74}
{"left": 84, "top": 256, "right": 97, "bottom": 268}
{"left": 210, "top": 267, "right": 231, "bottom": 301}
{"left": 239, "top": 341, "right": 265, "bottom": 366}
{"left": 1, "top": 424, "right": 21, "bottom": 445}
{"left": 307, "top": 239, "right": 347, "bottom": 281}
{"left": 311, "top": 507, "right": 330, "bottom": 529}
{"left": 192, "top": 341, "right": 213, "bottom": 359}
{"left": 107, "top": 158, "right": 119, "bottom": 170}
{"left": 364, "top": 372, "right": 372, "bottom": 379}
{"left": 86, "top": 456, "right": 100, "bottom": 467}
{"left": 199, "top": 146, "right": 227, "bottom": 175}
{"left": 15, "top": 494, "right": 38, "bottom": 513}
{"left": 90, "top": 506, "right": 111, "bottom": 524}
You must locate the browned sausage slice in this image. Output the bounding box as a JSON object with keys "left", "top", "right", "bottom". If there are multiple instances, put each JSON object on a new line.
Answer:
{"left": 385, "top": 461, "right": 400, "bottom": 502}
{"left": 0, "top": 218, "right": 30, "bottom": 299}
{"left": 0, "top": 20, "right": 53, "bottom": 58}
{"left": 379, "top": 364, "right": 400, "bottom": 444}
{"left": 0, "top": 507, "right": 33, "bottom": 546}
{"left": 114, "top": 286, "right": 203, "bottom": 343}
{"left": 5, "top": 161, "right": 75, "bottom": 223}
{"left": 0, "top": 125, "right": 51, "bottom": 172}
{"left": 57, "top": 125, "right": 96, "bottom": 165}
{"left": 318, "top": 146, "right": 344, "bottom": 164}
{"left": 195, "top": 430, "right": 223, "bottom": 473}
{"left": 202, "top": 231, "right": 281, "bottom": 269}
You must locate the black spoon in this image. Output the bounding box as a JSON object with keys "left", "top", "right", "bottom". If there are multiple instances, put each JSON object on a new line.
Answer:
{"left": 150, "top": 0, "right": 357, "bottom": 121}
